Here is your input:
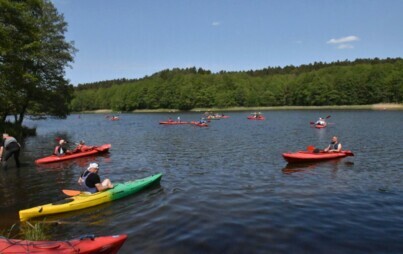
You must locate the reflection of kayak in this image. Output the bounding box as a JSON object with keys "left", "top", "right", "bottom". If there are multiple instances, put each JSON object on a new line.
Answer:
{"left": 190, "top": 121, "right": 208, "bottom": 127}
{"left": 159, "top": 121, "right": 189, "bottom": 125}
{"left": 35, "top": 144, "right": 111, "bottom": 164}
{"left": 247, "top": 116, "right": 265, "bottom": 120}
{"left": 0, "top": 234, "right": 127, "bottom": 253}
{"left": 282, "top": 151, "right": 354, "bottom": 163}
{"left": 19, "top": 173, "right": 162, "bottom": 221}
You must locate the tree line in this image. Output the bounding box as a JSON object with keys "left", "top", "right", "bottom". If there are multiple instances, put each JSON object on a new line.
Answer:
{"left": 71, "top": 58, "right": 403, "bottom": 112}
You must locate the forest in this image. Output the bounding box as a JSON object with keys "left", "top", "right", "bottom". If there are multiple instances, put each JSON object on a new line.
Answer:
{"left": 71, "top": 58, "right": 403, "bottom": 112}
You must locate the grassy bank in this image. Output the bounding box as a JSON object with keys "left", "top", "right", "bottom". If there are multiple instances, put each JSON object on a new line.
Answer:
{"left": 75, "top": 103, "right": 403, "bottom": 114}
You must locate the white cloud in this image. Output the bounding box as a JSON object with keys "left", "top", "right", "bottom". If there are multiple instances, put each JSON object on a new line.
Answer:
{"left": 327, "top": 35, "right": 360, "bottom": 44}
{"left": 337, "top": 44, "right": 354, "bottom": 49}
{"left": 212, "top": 21, "right": 220, "bottom": 26}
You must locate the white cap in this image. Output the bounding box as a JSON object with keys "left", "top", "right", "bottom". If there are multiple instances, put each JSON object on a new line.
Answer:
{"left": 87, "top": 162, "right": 99, "bottom": 170}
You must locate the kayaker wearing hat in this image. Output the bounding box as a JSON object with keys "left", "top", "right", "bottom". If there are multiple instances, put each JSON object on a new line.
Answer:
{"left": 78, "top": 162, "right": 113, "bottom": 193}
{"left": 54, "top": 139, "right": 71, "bottom": 156}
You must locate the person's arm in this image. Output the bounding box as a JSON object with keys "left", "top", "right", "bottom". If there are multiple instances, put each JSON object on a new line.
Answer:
{"left": 335, "top": 143, "right": 342, "bottom": 152}
{"left": 324, "top": 144, "right": 330, "bottom": 152}
{"left": 95, "top": 181, "right": 112, "bottom": 192}
{"left": 0, "top": 146, "right": 3, "bottom": 160}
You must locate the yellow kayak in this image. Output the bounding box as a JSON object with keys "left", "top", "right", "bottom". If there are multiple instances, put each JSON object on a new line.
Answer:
{"left": 19, "top": 173, "right": 162, "bottom": 221}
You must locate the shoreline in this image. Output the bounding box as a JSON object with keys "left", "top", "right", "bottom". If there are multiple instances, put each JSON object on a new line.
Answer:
{"left": 77, "top": 103, "right": 403, "bottom": 114}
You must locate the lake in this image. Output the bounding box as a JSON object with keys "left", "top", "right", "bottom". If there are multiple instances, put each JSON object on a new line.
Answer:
{"left": 1, "top": 110, "right": 402, "bottom": 253}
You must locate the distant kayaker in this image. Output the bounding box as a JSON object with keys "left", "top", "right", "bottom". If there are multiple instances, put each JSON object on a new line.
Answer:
{"left": 315, "top": 117, "right": 326, "bottom": 126}
{"left": 0, "top": 133, "right": 21, "bottom": 169}
{"left": 78, "top": 162, "right": 113, "bottom": 193}
{"left": 54, "top": 139, "right": 71, "bottom": 156}
{"left": 324, "top": 136, "right": 342, "bottom": 153}
{"left": 177, "top": 116, "right": 181, "bottom": 122}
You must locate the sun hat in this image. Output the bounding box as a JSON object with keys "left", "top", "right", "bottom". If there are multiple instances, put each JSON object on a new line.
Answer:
{"left": 88, "top": 162, "right": 99, "bottom": 170}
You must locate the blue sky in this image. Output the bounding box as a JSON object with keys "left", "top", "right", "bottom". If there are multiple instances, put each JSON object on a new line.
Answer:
{"left": 51, "top": 0, "right": 403, "bottom": 85}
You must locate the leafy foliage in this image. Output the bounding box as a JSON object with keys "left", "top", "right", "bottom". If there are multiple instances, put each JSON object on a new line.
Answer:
{"left": 71, "top": 58, "right": 403, "bottom": 111}
{"left": 0, "top": 0, "right": 76, "bottom": 125}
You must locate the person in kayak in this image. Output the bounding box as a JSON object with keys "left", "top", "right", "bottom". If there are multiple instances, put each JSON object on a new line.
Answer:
{"left": 78, "top": 162, "right": 113, "bottom": 193}
{"left": 0, "top": 133, "right": 21, "bottom": 169}
{"left": 73, "top": 140, "right": 93, "bottom": 153}
{"left": 324, "top": 136, "right": 342, "bottom": 153}
{"left": 54, "top": 139, "right": 71, "bottom": 156}
{"left": 315, "top": 117, "right": 326, "bottom": 126}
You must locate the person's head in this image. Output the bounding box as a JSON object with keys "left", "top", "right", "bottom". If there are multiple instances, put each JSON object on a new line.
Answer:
{"left": 331, "top": 136, "right": 338, "bottom": 143}
{"left": 87, "top": 162, "right": 99, "bottom": 173}
{"left": 2, "top": 133, "right": 9, "bottom": 139}
{"left": 79, "top": 140, "right": 85, "bottom": 145}
{"left": 59, "top": 139, "right": 67, "bottom": 145}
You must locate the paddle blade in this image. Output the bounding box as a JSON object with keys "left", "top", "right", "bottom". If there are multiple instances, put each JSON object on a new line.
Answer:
{"left": 307, "top": 145, "right": 315, "bottom": 152}
{"left": 62, "top": 189, "right": 81, "bottom": 196}
{"left": 310, "top": 122, "right": 315, "bottom": 124}
{"left": 326, "top": 115, "right": 331, "bottom": 119}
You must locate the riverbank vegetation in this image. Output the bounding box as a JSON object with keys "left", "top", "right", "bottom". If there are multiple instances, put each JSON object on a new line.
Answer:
{"left": 71, "top": 58, "right": 403, "bottom": 112}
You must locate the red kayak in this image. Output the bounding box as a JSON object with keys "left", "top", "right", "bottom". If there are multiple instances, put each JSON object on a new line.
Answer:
{"left": 247, "top": 116, "right": 265, "bottom": 120}
{"left": 35, "top": 144, "right": 111, "bottom": 164}
{"left": 314, "top": 123, "right": 327, "bottom": 128}
{"left": 190, "top": 121, "right": 208, "bottom": 127}
{"left": 282, "top": 150, "right": 354, "bottom": 163}
{"left": 159, "top": 121, "right": 189, "bottom": 125}
{"left": 0, "top": 234, "right": 127, "bottom": 254}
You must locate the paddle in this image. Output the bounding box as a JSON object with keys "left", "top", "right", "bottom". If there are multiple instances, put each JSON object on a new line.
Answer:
{"left": 306, "top": 145, "right": 315, "bottom": 152}
{"left": 62, "top": 189, "right": 82, "bottom": 196}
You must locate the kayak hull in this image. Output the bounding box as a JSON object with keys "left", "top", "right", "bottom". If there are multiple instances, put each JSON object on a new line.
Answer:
{"left": 282, "top": 151, "right": 352, "bottom": 163}
{"left": 314, "top": 124, "right": 327, "bottom": 128}
{"left": 35, "top": 144, "right": 111, "bottom": 164}
{"left": 159, "top": 121, "right": 189, "bottom": 125}
{"left": 247, "top": 116, "right": 265, "bottom": 120}
{"left": 190, "top": 121, "right": 208, "bottom": 127}
{"left": 0, "top": 234, "right": 127, "bottom": 254}
{"left": 19, "top": 173, "right": 162, "bottom": 221}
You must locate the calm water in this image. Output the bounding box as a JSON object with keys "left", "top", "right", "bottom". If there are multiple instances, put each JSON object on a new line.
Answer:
{"left": 1, "top": 110, "right": 402, "bottom": 253}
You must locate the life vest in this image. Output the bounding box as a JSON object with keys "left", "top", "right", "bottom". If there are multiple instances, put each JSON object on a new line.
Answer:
{"left": 81, "top": 171, "right": 98, "bottom": 193}
{"left": 4, "top": 137, "right": 19, "bottom": 149}
{"left": 329, "top": 142, "right": 340, "bottom": 150}
{"left": 54, "top": 146, "right": 66, "bottom": 155}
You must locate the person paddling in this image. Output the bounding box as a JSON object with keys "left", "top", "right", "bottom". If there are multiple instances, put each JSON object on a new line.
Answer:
{"left": 315, "top": 117, "right": 326, "bottom": 126}
{"left": 54, "top": 139, "right": 71, "bottom": 156}
{"left": 324, "top": 136, "right": 342, "bottom": 153}
{"left": 78, "top": 162, "right": 113, "bottom": 193}
{"left": 0, "top": 133, "right": 21, "bottom": 169}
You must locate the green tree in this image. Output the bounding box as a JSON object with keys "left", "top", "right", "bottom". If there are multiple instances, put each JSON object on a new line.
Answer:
{"left": 0, "top": 0, "right": 76, "bottom": 125}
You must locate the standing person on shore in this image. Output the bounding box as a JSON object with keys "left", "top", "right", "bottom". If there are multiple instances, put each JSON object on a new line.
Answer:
{"left": 0, "top": 133, "right": 21, "bottom": 169}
